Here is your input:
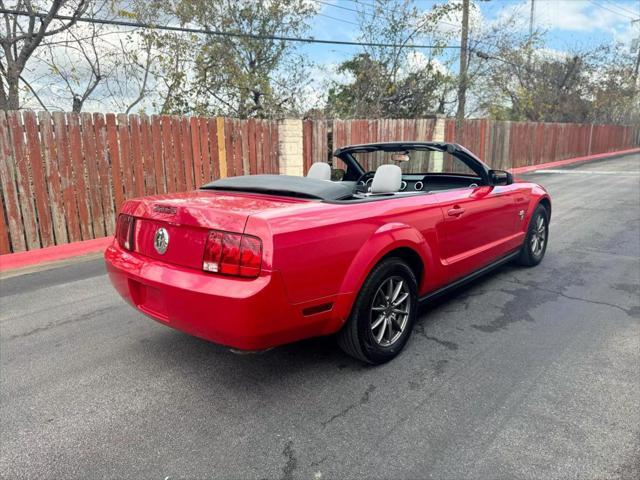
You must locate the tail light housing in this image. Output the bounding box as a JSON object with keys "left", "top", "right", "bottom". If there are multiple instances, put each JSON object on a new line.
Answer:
{"left": 116, "top": 214, "right": 135, "bottom": 251}
{"left": 203, "top": 230, "right": 262, "bottom": 278}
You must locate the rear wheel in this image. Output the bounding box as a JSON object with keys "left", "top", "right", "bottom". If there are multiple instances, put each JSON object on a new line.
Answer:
{"left": 337, "top": 257, "right": 418, "bottom": 364}
{"left": 516, "top": 204, "right": 549, "bottom": 267}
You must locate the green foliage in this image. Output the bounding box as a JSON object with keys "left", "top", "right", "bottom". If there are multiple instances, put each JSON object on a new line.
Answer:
{"left": 324, "top": 0, "right": 458, "bottom": 118}
{"left": 477, "top": 41, "right": 639, "bottom": 124}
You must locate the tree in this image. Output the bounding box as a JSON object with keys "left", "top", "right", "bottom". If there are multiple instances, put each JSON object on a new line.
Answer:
{"left": 167, "top": 0, "right": 317, "bottom": 118}
{"left": 324, "top": 0, "right": 458, "bottom": 118}
{"left": 0, "top": 0, "right": 88, "bottom": 110}
{"left": 476, "top": 41, "right": 639, "bottom": 124}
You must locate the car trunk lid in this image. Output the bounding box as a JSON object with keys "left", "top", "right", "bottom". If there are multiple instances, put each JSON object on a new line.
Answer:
{"left": 129, "top": 191, "right": 305, "bottom": 270}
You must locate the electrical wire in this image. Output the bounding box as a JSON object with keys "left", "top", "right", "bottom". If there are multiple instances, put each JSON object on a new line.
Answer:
{"left": 0, "top": 8, "right": 463, "bottom": 49}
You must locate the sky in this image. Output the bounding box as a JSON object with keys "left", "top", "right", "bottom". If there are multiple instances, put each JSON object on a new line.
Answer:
{"left": 18, "top": 0, "right": 640, "bottom": 113}
{"left": 302, "top": 0, "right": 640, "bottom": 67}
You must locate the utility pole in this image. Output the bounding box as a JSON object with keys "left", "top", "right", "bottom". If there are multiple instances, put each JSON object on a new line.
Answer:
{"left": 455, "top": 0, "right": 470, "bottom": 142}
{"left": 529, "top": 0, "right": 535, "bottom": 39}
{"left": 632, "top": 19, "right": 640, "bottom": 82}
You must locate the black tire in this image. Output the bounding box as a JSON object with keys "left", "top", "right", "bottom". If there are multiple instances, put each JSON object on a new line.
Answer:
{"left": 516, "top": 203, "right": 549, "bottom": 267}
{"left": 337, "top": 257, "right": 418, "bottom": 364}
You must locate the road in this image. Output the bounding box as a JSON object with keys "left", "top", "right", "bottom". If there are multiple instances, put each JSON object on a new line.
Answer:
{"left": 1, "top": 154, "right": 639, "bottom": 480}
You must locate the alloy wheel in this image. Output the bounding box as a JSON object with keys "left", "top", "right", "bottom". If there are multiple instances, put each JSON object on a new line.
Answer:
{"left": 370, "top": 276, "right": 411, "bottom": 347}
{"left": 530, "top": 214, "right": 547, "bottom": 257}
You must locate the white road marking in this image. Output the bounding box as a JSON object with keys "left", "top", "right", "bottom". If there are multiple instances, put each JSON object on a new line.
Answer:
{"left": 533, "top": 169, "right": 640, "bottom": 175}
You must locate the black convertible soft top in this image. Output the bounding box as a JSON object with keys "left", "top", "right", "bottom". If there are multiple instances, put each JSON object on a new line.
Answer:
{"left": 201, "top": 175, "right": 353, "bottom": 201}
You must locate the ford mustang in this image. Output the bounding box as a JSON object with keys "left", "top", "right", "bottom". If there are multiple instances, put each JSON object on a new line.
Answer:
{"left": 105, "top": 142, "right": 551, "bottom": 364}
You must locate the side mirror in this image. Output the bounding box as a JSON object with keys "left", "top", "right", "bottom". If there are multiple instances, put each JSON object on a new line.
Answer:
{"left": 489, "top": 169, "right": 513, "bottom": 186}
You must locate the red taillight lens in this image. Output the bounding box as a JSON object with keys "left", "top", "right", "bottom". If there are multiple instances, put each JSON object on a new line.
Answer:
{"left": 116, "top": 214, "right": 135, "bottom": 251}
{"left": 203, "top": 230, "right": 262, "bottom": 278}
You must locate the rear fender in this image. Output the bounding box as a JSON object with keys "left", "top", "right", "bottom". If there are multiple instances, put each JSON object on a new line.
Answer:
{"left": 332, "top": 223, "right": 435, "bottom": 327}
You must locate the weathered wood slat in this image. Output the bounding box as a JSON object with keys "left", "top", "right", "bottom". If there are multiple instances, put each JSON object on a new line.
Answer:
{"left": 160, "top": 116, "right": 176, "bottom": 193}
{"left": 80, "top": 112, "right": 105, "bottom": 238}
{"left": 0, "top": 195, "right": 10, "bottom": 254}
{"left": 39, "top": 111, "right": 67, "bottom": 244}
{"left": 139, "top": 115, "right": 156, "bottom": 195}
{"left": 23, "top": 111, "right": 55, "bottom": 246}
{"left": 93, "top": 113, "right": 116, "bottom": 235}
{"left": 128, "top": 114, "right": 145, "bottom": 198}
{"left": 8, "top": 111, "right": 40, "bottom": 249}
{"left": 149, "top": 115, "right": 164, "bottom": 194}
{"left": 169, "top": 116, "right": 184, "bottom": 192}
{"left": 105, "top": 113, "right": 125, "bottom": 213}
{"left": 190, "top": 117, "right": 203, "bottom": 186}
{"left": 181, "top": 117, "right": 194, "bottom": 191}
{"left": 68, "top": 113, "right": 93, "bottom": 240}
{"left": 0, "top": 111, "right": 26, "bottom": 251}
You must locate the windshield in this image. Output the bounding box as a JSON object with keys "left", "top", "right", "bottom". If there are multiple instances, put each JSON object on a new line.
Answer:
{"left": 345, "top": 149, "right": 478, "bottom": 176}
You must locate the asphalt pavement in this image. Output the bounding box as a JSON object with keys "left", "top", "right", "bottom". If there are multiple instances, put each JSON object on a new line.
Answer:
{"left": 1, "top": 154, "right": 639, "bottom": 479}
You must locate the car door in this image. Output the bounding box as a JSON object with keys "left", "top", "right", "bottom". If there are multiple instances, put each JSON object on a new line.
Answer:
{"left": 435, "top": 184, "right": 520, "bottom": 282}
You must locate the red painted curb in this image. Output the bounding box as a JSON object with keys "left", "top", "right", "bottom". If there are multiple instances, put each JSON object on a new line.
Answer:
{"left": 509, "top": 148, "right": 640, "bottom": 174}
{"left": 0, "top": 237, "right": 112, "bottom": 272}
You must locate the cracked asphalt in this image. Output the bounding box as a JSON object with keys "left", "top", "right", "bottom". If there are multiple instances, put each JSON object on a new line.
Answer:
{"left": 1, "top": 154, "right": 639, "bottom": 479}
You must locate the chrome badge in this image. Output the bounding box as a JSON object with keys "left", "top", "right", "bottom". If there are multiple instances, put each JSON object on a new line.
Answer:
{"left": 153, "top": 227, "right": 169, "bottom": 254}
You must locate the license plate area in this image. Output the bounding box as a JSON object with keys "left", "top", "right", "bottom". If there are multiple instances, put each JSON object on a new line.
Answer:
{"left": 129, "top": 280, "right": 169, "bottom": 321}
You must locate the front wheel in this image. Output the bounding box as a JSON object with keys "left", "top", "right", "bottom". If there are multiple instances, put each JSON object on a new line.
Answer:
{"left": 337, "top": 257, "right": 418, "bottom": 364}
{"left": 516, "top": 204, "right": 549, "bottom": 267}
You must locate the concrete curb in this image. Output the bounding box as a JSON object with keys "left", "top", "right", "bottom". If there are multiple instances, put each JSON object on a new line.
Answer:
{"left": 509, "top": 148, "right": 640, "bottom": 174}
{"left": 0, "top": 237, "right": 112, "bottom": 273}
{"left": 1, "top": 147, "right": 638, "bottom": 274}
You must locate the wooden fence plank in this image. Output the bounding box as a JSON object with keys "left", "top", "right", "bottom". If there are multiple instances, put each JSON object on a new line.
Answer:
{"left": 217, "top": 117, "right": 227, "bottom": 178}
{"left": 93, "top": 113, "right": 116, "bottom": 234}
{"left": 201, "top": 118, "right": 213, "bottom": 181}
{"left": 23, "top": 111, "right": 55, "bottom": 246}
{"left": 270, "top": 121, "right": 279, "bottom": 174}
{"left": 190, "top": 117, "right": 203, "bottom": 186}
{"left": 0, "top": 111, "right": 26, "bottom": 251}
{"left": 52, "top": 112, "right": 81, "bottom": 242}
{"left": 150, "top": 116, "right": 165, "bottom": 194}
{"left": 160, "top": 116, "right": 176, "bottom": 192}
{"left": 38, "top": 111, "right": 67, "bottom": 244}
{"left": 139, "top": 114, "right": 156, "bottom": 195}
{"left": 67, "top": 113, "right": 92, "bottom": 240}
{"left": 181, "top": 117, "right": 194, "bottom": 190}
{"left": 0, "top": 195, "right": 10, "bottom": 254}
{"left": 248, "top": 119, "right": 257, "bottom": 174}
{"left": 9, "top": 111, "right": 40, "bottom": 249}
{"left": 80, "top": 112, "right": 105, "bottom": 237}
{"left": 105, "top": 113, "right": 125, "bottom": 213}
{"left": 241, "top": 119, "right": 250, "bottom": 174}
{"left": 117, "top": 113, "right": 134, "bottom": 199}
{"left": 128, "top": 115, "right": 145, "bottom": 198}
{"left": 171, "top": 116, "right": 186, "bottom": 192}
{"left": 255, "top": 121, "right": 264, "bottom": 174}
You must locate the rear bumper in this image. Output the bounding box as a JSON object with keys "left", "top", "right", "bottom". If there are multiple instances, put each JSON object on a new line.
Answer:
{"left": 104, "top": 243, "right": 347, "bottom": 350}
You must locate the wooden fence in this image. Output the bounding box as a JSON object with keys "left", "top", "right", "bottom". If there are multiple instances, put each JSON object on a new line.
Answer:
{"left": 1, "top": 112, "right": 639, "bottom": 254}
{"left": 318, "top": 117, "right": 640, "bottom": 173}
{"left": 0, "top": 111, "right": 279, "bottom": 254}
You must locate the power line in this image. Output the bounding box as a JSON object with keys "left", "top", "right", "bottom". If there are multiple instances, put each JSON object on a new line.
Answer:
{"left": 0, "top": 8, "right": 464, "bottom": 49}
{"left": 600, "top": 0, "right": 640, "bottom": 18}
{"left": 316, "top": 11, "right": 360, "bottom": 26}
{"left": 588, "top": 0, "right": 638, "bottom": 20}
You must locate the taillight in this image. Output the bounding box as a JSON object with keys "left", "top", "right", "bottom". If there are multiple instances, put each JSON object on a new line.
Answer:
{"left": 203, "top": 230, "right": 262, "bottom": 278}
{"left": 116, "top": 214, "right": 135, "bottom": 251}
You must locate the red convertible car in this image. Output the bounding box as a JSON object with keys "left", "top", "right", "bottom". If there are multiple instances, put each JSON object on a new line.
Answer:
{"left": 105, "top": 142, "right": 551, "bottom": 364}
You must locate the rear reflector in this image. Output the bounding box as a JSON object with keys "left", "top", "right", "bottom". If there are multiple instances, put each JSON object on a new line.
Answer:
{"left": 116, "top": 214, "right": 135, "bottom": 251}
{"left": 203, "top": 230, "right": 262, "bottom": 278}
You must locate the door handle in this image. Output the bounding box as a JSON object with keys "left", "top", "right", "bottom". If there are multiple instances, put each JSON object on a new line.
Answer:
{"left": 447, "top": 206, "right": 465, "bottom": 217}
